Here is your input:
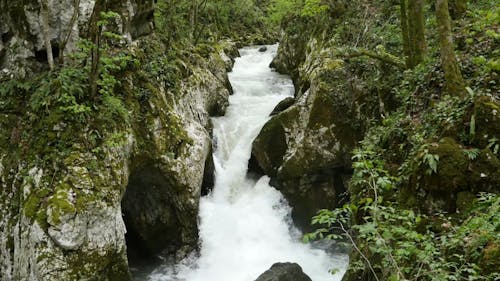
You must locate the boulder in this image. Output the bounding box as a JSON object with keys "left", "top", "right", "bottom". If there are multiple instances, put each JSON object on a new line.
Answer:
{"left": 255, "top": 263, "right": 312, "bottom": 281}
{"left": 252, "top": 67, "right": 360, "bottom": 229}
{"left": 471, "top": 96, "right": 499, "bottom": 148}
{"left": 270, "top": 97, "right": 295, "bottom": 116}
{"left": 259, "top": 46, "right": 268, "bottom": 52}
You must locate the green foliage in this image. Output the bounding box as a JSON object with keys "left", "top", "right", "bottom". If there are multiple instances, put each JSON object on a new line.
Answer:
{"left": 267, "top": 0, "right": 330, "bottom": 25}
{"left": 487, "top": 137, "right": 499, "bottom": 154}
{"left": 28, "top": 67, "right": 90, "bottom": 120}
{"left": 267, "top": 0, "right": 302, "bottom": 24}
{"left": 155, "top": 0, "right": 268, "bottom": 43}
{"left": 416, "top": 145, "right": 440, "bottom": 175}
{"left": 307, "top": 165, "right": 500, "bottom": 280}
{"left": 301, "top": 0, "right": 328, "bottom": 17}
{"left": 463, "top": 148, "right": 480, "bottom": 160}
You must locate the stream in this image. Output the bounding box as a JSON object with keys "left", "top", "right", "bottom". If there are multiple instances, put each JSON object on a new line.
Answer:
{"left": 142, "top": 45, "right": 347, "bottom": 281}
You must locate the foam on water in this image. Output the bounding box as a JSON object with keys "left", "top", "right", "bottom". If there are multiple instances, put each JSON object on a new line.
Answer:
{"left": 146, "top": 44, "right": 347, "bottom": 281}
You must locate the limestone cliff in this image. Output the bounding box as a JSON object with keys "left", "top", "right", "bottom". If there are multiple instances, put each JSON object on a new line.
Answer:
{"left": 0, "top": 1, "right": 237, "bottom": 280}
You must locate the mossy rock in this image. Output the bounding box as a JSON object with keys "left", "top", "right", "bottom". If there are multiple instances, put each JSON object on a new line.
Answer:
{"left": 252, "top": 107, "right": 299, "bottom": 177}
{"left": 472, "top": 96, "right": 500, "bottom": 148}
{"left": 66, "top": 248, "right": 131, "bottom": 281}
{"left": 481, "top": 242, "right": 500, "bottom": 274}
{"left": 423, "top": 138, "right": 468, "bottom": 192}
{"left": 468, "top": 149, "right": 500, "bottom": 193}
{"left": 456, "top": 191, "right": 476, "bottom": 213}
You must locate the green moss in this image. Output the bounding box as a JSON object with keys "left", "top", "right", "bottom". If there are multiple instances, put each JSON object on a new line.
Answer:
{"left": 67, "top": 248, "right": 131, "bottom": 281}
{"left": 23, "top": 193, "right": 41, "bottom": 218}
{"left": 456, "top": 191, "right": 476, "bottom": 212}
{"left": 307, "top": 89, "right": 335, "bottom": 130}
{"left": 468, "top": 149, "right": 500, "bottom": 192}
{"left": 47, "top": 183, "right": 76, "bottom": 225}
{"left": 23, "top": 187, "right": 51, "bottom": 228}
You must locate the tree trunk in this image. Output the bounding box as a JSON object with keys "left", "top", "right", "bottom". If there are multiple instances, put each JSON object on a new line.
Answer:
{"left": 59, "top": 0, "right": 81, "bottom": 64}
{"left": 190, "top": 1, "right": 198, "bottom": 40}
{"left": 399, "top": 0, "right": 411, "bottom": 67}
{"left": 407, "top": 0, "right": 426, "bottom": 68}
{"left": 40, "top": 0, "right": 54, "bottom": 70}
{"left": 89, "top": 0, "right": 105, "bottom": 97}
{"left": 436, "top": 0, "right": 465, "bottom": 96}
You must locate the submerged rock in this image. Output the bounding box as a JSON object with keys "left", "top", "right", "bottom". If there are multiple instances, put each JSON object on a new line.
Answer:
{"left": 254, "top": 262, "right": 312, "bottom": 281}
{"left": 259, "top": 46, "right": 268, "bottom": 52}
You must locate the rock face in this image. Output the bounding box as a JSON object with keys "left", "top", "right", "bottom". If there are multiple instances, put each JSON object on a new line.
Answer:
{"left": 253, "top": 22, "right": 392, "bottom": 230}
{"left": 0, "top": 2, "right": 238, "bottom": 280}
{"left": 0, "top": 0, "right": 155, "bottom": 79}
{"left": 254, "top": 263, "right": 313, "bottom": 281}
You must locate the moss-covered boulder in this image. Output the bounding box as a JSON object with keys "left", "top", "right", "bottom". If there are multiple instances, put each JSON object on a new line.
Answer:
{"left": 468, "top": 149, "right": 500, "bottom": 193}
{"left": 252, "top": 62, "right": 360, "bottom": 229}
{"left": 405, "top": 137, "right": 500, "bottom": 213}
{"left": 472, "top": 96, "right": 500, "bottom": 148}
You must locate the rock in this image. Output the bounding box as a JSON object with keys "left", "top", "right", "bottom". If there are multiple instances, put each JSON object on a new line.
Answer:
{"left": 0, "top": 0, "right": 155, "bottom": 79}
{"left": 404, "top": 137, "right": 500, "bottom": 213}
{"left": 252, "top": 75, "right": 359, "bottom": 230}
{"left": 255, "top": 262, "right": 312, "bottom": 281}
{"left": 471, "top": 96, "right": 499, "bottom": 148}
{"left": 259, "top": 46, "right": 268, "bottom": 52}
{"left": 0, "top": 37, "right": 236, "bottom": 281}
{"left": 270, "top": 97, "right": 295, "bottom": 116}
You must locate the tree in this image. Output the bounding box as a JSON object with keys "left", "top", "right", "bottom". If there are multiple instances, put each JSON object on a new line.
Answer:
{"left": 40, "top": 0, "right": 54, "bottom": 70}
{"left": 436, "top": 0, "right": 465, "bottom": 96}
{"left": 88, "top": 0, "right": 106, "bottom": 97}
{"left": 406, "top": 0, "right": 426, "bottom": 68}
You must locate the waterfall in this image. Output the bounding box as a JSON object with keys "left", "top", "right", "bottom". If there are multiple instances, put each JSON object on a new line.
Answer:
{"left": 147, "top": 45, "right": 347, "bottom": 281}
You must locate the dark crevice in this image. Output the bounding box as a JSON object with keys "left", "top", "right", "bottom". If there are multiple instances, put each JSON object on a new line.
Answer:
{"left": 201, "top": 149, "right": 215, "bottom": 196}
{"left": 2, "top": 32, "right": 13, "bottom": 43}
{"left": 34, "top": 42, "right": 60, "bottom": 63}
{"left": 122, "top": 161, "right": 181, "bottom": 268}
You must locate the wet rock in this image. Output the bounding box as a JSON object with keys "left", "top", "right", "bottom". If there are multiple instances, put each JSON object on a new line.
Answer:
{"left": 252, "top": 77, "right": 359, "bottom": 230}
{"left": 270, "top": 97, "right": 295, "bottom": 116}
{"left": 255, "top": 262, "right": 312, "bottom": 281}
{"left": 259, "top": 46, "right": 268, "bottom": 52}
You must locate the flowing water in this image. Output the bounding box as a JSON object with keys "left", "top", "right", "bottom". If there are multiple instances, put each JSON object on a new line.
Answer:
{"left": 144, "top": 45, "right": 347, "bottom": 281}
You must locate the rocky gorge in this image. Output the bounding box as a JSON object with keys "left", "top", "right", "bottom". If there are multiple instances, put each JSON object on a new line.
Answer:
{"left": 1, "top": 0, "right": 499, "bottom": 280}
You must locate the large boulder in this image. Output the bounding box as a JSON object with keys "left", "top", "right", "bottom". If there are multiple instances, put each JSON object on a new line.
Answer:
{"left": 255, "top": 263, "right": 312, "bottom": 281}
{"left": 252, "top": 40, "right": 369, "bottom": 230}
{"left": 402, "top": 137, "right": 500, "bottom": 213}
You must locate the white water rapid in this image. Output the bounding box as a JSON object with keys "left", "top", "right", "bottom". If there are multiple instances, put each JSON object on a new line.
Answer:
{"left": 147, "top": 45, "right": 347, "bottom": 281}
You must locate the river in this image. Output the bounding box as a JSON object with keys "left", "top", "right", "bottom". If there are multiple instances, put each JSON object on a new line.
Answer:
{"left": 144, "top": 45, "right": 347, "bottom": 281}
